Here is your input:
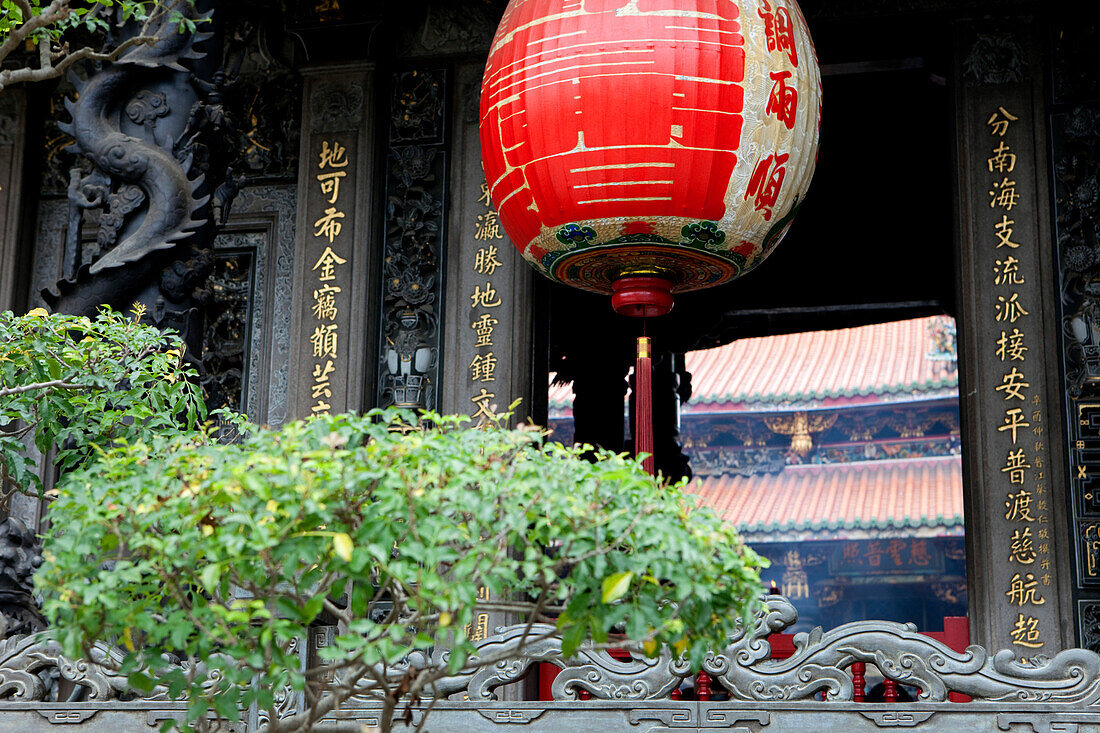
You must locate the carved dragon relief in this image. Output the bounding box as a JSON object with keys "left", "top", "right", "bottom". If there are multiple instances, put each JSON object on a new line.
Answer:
{"left": 44, "top": 5, "right": 213, "bottom": 320}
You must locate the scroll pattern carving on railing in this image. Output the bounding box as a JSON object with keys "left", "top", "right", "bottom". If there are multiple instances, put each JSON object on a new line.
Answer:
{"left": 0, "top": 596, "right": 1097, "bottom": 717}
{"left": 436, "top": 596, "right": 1100, "bottom": 705}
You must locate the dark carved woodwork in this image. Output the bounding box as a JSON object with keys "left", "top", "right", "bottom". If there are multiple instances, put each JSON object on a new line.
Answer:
{"left": 377, "top": 69, "right": 448, "bottom": 411}
{"left": 1051, "top": 16, "right": 1100, "bottom": 648}
{"left": 962, "top": 32, "right": 1027, "bottom": 86}
{"left": 196, "top": 247, "right": 255, "bottom": 414}
{"left": 1083, "top": 600, "right": 1100, "bottom": 653}
{"left": 0, "top": 519, "right": 45, "bottom": 639}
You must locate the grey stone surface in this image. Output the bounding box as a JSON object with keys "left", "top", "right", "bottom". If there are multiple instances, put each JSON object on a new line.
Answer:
{"left": 953, "top": 17, "right": 1073, "bottom": 652}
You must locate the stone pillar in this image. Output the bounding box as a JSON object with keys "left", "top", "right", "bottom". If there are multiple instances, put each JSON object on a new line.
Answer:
{"left": 954, "top": 20, "right": 1074, "bottom": 652}
{"left": 440, "top": 61, "right": 537, "bottom": 426}
{"left": 0, "top": 90, "right": 28, "bottom": 312}
{"left": 288, "top": 65, "right": 378, "bottom": 419}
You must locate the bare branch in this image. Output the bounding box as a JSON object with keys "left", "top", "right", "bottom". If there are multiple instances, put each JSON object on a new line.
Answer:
{"left": 0, "top": 379, "right": 95, "bottom": 398}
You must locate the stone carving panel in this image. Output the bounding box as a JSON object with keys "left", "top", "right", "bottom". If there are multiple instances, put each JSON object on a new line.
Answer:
{"left": 376, "top": 69, "right": 448, "bottom": 411}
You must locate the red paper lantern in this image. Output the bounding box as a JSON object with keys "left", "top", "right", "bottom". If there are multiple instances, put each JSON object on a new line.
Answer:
{"left": 479, "top": 0, "right": 821, "bottom": 315}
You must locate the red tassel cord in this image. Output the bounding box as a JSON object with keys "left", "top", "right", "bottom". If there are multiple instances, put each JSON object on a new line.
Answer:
{"left": 634, "top": 336, "right": 654, "bottom": 475}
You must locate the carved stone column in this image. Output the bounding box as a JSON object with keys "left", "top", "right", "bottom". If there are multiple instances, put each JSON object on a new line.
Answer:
{"left": 954, "top": 20, "right": 1073, "bottom": 652}
{"left": 288, "top": 65, "right": 378, "bottom": 419}
{"left": 440, "top": 61, "right": 537, "bottom": 425}
{"left": 0, "top": 90, "right": 28, "bottom": 312}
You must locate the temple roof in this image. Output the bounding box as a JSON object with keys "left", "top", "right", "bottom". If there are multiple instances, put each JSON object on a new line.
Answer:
{"left": 549, "top": 316, "right": 957, "bottom": 415}
{"left": 684, "top": 455, "right": 964, "bottom": 542}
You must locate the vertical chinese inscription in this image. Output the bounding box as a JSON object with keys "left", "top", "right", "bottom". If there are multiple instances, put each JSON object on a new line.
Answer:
{"left": 980, "top": 106, "right": 1054, "bottom": 653}
{"left": 307, "top": 140, "right": 352, "bottom": 416}
{"left": 377, "top": 69, "right": 448, "bottom": 411}
{"left": 468, "top": 179, "right": 506, "bottom": 424}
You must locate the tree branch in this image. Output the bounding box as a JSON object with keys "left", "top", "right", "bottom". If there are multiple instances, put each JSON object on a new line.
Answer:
{"left": 0, "top": 379, "right": 95, "bottom": 398}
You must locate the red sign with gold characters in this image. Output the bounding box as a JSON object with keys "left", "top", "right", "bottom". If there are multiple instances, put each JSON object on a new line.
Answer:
{"left": 479, "top": 0, "right": 821, "bottom": 296}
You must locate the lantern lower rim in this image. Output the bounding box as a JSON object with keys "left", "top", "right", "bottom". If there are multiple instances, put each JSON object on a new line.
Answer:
{"left": 611, "top": 275, "right": 675, "bottom": 318}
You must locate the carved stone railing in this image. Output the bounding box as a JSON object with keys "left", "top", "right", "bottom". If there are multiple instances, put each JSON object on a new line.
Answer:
{"left": 0, "top": 596, "right": 1098, "bottom": 731}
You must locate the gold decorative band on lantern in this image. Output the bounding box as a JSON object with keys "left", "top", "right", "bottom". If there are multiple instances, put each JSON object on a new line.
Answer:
{"left": 637, "top": 336, "right": 652, "bottom": 359}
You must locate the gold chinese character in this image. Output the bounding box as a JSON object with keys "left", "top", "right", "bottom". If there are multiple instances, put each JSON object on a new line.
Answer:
{"left": 994, "top": 255, "right": 1024, "bottom": 286}
{"left": 313, "top": 360, "right": 335, "bottom": 382}
{"left": 311, "top": 401, "right": 331, "bottom": 415}
{"left": 312, "top": 284, "right": 342, "bottom": 321}
{"left": 1038, "top": 529, "right": 1049, "bottom": 540}
{"left": 1009, "top": 527, "right": 1036, "bottom": 564}
{"left": 1041, "top": 573, "right": 1051, "bottom": 586}
{"left": 318, "top": 140, "right": 348, "bottom": 169}
{"left": 1005, "top": 488, "right": 1035, "bottom": 522}
{"left": 469, "top": 612, "right": 490, "bottom": 643}
{"left": 1040, "top": 557, "right": 1051, "bottom": 571}
{"left": 311, "top": 381, "right": 332, "bottom": 400}
{"left": 996, "top": 328, "right": 1028, "bottom": 361}
{"left": 470, "top": 283, "right": 502, "bottom": 308}
{"left": 471, "top": 313, "right": 498, "bottom": 347}
{"left": 987, "top": 141, "right": 1017, "bottom": 173}
{"left": 313, "top": 207, "right": 346, "bottom": 243}
{"left": 477, "top": 181, "right": 492, "bottom": 207}
{"left": 1010, "top": 614, "right": 1043, "bottom": 648}
{"left": 994, "top": 215, "right": 1020, "bottom": 249}
{"left": 995, "top": 293, "right": 1029, "bottom": 323}
{"left": 469, "top": 352, "right": 498, "bottom": 382}
{"left": 988, "top": 106, "right": 1018, "bottom": 137}
{"left": 996, "top": 367, "right": 1030, "bottom": 401}
{"left": 475, "top": 210, "right": 503, "bottom": 241}
{"left": 474, "top": 245, "right": 504, "bottom": 275}
{"left": 989, "top": 177, "right": 1021, "bottom": 211}
{"left": 471, "top": 387, "right": 498, "bottom": 422}
{"left": 1005, "top": 573, "right": 1045, "bottom": 606}
{"left": 998, "top": 407, "right": 1030, "bottom": 444}
{"left": 1001, "top": 448, "right": 1031, "bottom": 484}
{"left": 312, "top": 246, "right": 348, "bottom": 282}
{"left": 317, "top": 171, "right": 347, "bottom": 205}
{"left": 310, "top": 324, "right": 339, "bottom": 359}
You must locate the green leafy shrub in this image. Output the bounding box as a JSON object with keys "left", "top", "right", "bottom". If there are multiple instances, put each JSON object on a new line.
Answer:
{"left": 0, "top": 307, "right": 206, "bottom": 503}
{"left": 38, "top": 409, "right": 767, "bottom": 731}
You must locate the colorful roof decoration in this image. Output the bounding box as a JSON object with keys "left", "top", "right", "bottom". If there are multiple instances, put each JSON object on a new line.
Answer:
{"left": 684, "top": 455, "right": 964, "bottom": 542}
{"left": 548, "top": 316, "right": 957, "bottom": 415}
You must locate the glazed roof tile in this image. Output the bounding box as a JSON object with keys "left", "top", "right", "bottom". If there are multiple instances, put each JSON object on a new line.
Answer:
{"left": 684, "top": 455, "right": 964, "bottom": 539}
{"left": 548, "top": 316, "right": 957, "bottom": 413}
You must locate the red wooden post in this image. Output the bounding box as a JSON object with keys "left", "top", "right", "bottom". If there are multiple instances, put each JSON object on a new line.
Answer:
{"left": 696, "top": 672, "right": 712, "bottom": 701}
{"left": 578, "top": 688, "right": 591, "bottom": 700}
{"left": 883, "top": 678, "right": 899, "bottom": 702}
{"left": 944, "top": 616, "right": 972, "bottom": 703}
{"left": 851, "top": 662, "right": 866, "bottom": 702}
{"left": 670, "top": 686, "right": 683, "bottom": 700}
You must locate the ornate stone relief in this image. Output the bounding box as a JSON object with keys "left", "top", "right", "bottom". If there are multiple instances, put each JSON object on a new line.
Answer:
{"left": 963, "top": 32, "right": 1027, "bottom": 86}
{"left": 376, "top": 69, "right": 448, "bottom": 411}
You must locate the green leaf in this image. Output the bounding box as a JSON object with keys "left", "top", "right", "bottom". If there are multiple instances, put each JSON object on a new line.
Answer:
{"left": 601, "top": 571, "right": 633, "bottom": 604}
{"left": 333, "top": 532, "right": 353, "bottom": 562}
